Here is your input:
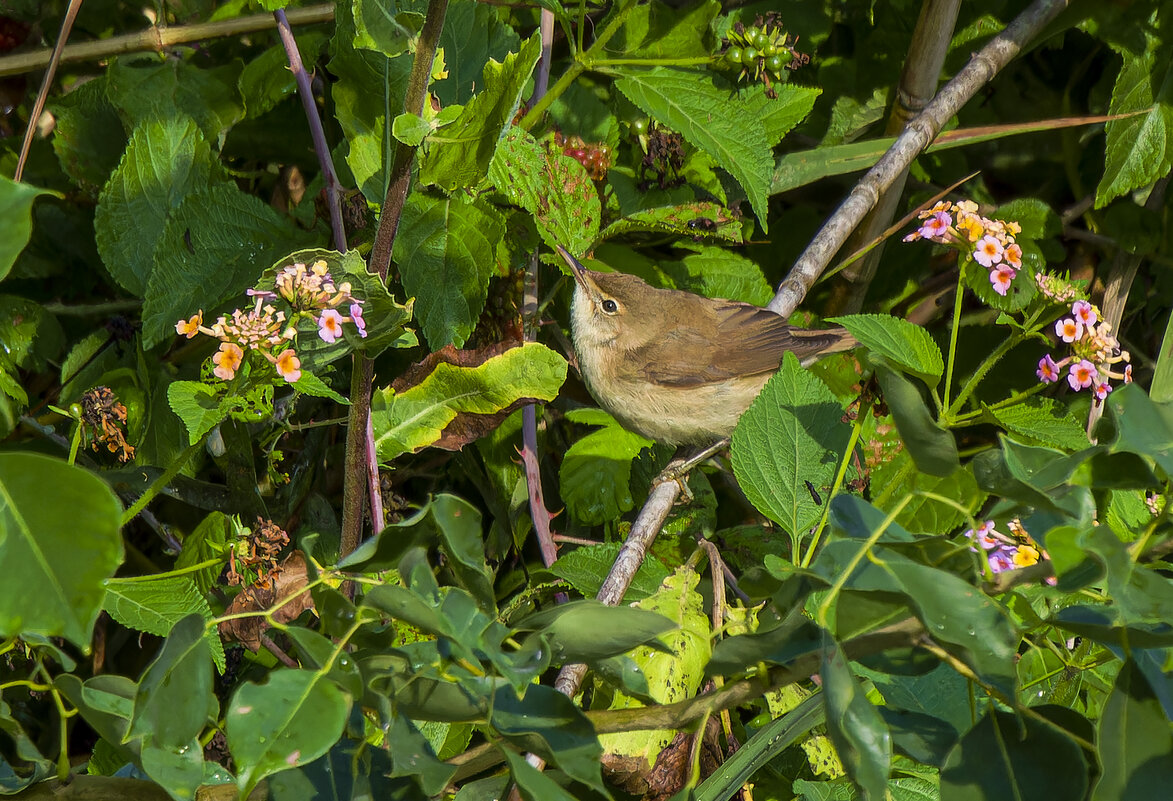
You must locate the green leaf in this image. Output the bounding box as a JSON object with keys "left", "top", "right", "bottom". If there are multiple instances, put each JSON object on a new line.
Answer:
{"left": 940, "top": 709, "right": 1087, "bottom": 801}
{"left": 1092, "top": 659, "right": 1173, "bottom": 799}
{"left": 491, "top": 683, "right": 605, "bottom": 791}
{"left": 392, "top": 112, "right": 432, "bottom": 146}
{"left": 386, "top": 714, "right": 456, "bottom": 795}
{"left": 419, "top": 35, "right": 542, "bottom": 191}
{"left": 127, "top": 614, "right": 212, "bottom": 748}
{"left": 142, "top": 183, "right": 313, "bottom": 348}
{"left": 1097, "top": 27, "right": 1173, "bottom": 207}
{"left": 874, "top": 365, "right": 959, "bottom": 477}
{"left": 517, "top": 600, "right": 677, "bottom": 663}
{"left": 353, "top": 0, "right": 422, "bottom": 58}
{"left": 1101, "top": 383, "right": 1173, "bottom": 477}
{"left": 166, "top": 382, "right": 228, "bottom": 445}
{"left": 238, "top": 33, "right": 328, "bottom": 118}
{"left": 0, "top": 296, "right": 65, "bottom": 371}
{"left": 0, "top": 699, "right": 55, "bottom": 793}
{"left": 488, "top": 126, "right": 602, "bottom": 257}
{"left": 227, "top": 669, "right": 351, "bottom": 798}
{"left": 560, "top": 409, "right": 654, "bottom": 524}
{"left": 174, "top": 512, "right": 233, "bottom": 595}
{"left": 598, "top": 568, "right": 710, "bottom": 768}
{"left": 140, "top": 738, "right": 204, "bottom": 801}
{"left": 371, "top": 342, "right": 566, "bottom": 461}
{"left": 598, "top": 202, "right": 742, "bottom": 246}
{"left": 548, "top": 542, "right": 671, "bottom": 602}
{"left": 94, "top": 116, "right": 218, "bottom": 296}
{"left": 329, "top": 6, "right": 412, "bottom": 203}
{"left": 986, "top": 396, "right": 1090, "bottom": 451}
{"left": 609, "top": 0, "right": 718, "bottom": 58}
{"left": 614, "top": 67, "right": 773, "bottom": 229}
{"left": 661, "top": 245, "right": 771, "bottom": 304}
{"left": 1151, "top": 305, "right": 1173, "bottom": 403}
{"left": 430, "top": 0, "right": 522, "bottom": 106}
{"left": 393, "top": 192, "right": 504, "bottom": 349}
{"left": 813, "top": 540, "right": 1019, "bottom": 697}
{"left": 500, "top": 747, "right": 578, "bottom": 801}
{"left": 49, "top": 76, "right": 127, "bottom": 195}
{"left": 0, "top": 176, "right": 58, "bottom": 282}
{"left": 106, "top": 57, "right": 243, "bottom": 144}
{"left": 829, "top": 314, "right": 943, "bottom": 386}
{"left": 731, "top": 353, "right": 850, "bottom": 536}
{"left": 103, "top": 576, "right": 226, "bottom": 673}
{"left": 822, "top": 641, "right": 891, "bottom": 801}
{"left": 0, "top": 454, "right": 124, "bottom": 648}
{"left": 870, "top": 454, "right": 984, "bottom": 536}
{"left": 431, "top": 494, "right": 495, "bottom": 610}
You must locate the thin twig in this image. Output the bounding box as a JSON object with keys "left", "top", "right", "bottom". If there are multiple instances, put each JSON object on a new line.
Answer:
{"left": 769, "top": 0, "right": 1071, "bottom": 317}
{"left": 15, "top": 0, "right": 81, "bottom": 182}
{"left": 0, "top": 5, "right": 334, "bottom": 78}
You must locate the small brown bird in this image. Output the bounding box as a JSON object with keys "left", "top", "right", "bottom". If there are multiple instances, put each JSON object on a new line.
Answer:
{"left": 558, "top": 246, "right": 855, "bottom": 445}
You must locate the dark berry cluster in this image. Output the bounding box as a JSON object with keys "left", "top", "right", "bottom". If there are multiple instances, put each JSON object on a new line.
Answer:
{"left": 719, "top": 14, "right": 808, "bottom": 98}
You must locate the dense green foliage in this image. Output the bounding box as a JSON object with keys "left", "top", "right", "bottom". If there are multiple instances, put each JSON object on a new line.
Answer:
{"left": 2, "top": 1, "right": 1173, "bottom": 800}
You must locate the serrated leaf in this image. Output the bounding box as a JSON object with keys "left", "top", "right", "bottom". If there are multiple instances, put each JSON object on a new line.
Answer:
{"left": 174, "top": 512, "right": 233, "bottom": 595}
{"left": 614, "top": 67, "right": 773, "bottom": 228}
{"left": 0, "top": 296, "right": 65, "bottom": 371}
{"left": 127, "top": 614, "right": 212, "bottom": 748}
{"left": 548, "top": 542, "right": 671, "bottom": 602}
{"left": 103, "top": 576, "right": 226, "bottom": 673}
{"left": 419, "top": 35, "right": 542, "bottom": 191}
{"left": 393, "top": 192, "right": 505, "bottom": 349}
{"left": 598, "top": 202, "right": 742, "bottom": 245}
{"left": 1097, "top": 28, "right": 1173, "bottom": 208}
{"left": 106, "top": 58, "right": 242, "bottom": 144}
{"left": 0, "top": 454, "right": 124, "bottom": 648}
{"left": 167, "top": 381, "right": 231, "bottom": 445}
{"left": 431, "top": 0, "right": 522, "bottom": 106}
{"left": 560, "top": 410, "right": 654, "bottom": 524}
{"left": 731, "top": 353, "right": 850, "bottom": 535}
{"left": 94, "top": 117, "right": 218, "bottom": 296}
{"left": 662, "top": 245, "right": 771, "bottom": 305}
{"left": 227, "top": 669, "right": 351, "bottom": 798}
{"left": 987, "top": 397, "right": 1089, "bottom": 451}
{"left": 371, "top": 342, "right": 566, "bottom": 461}
{"left": 829, "top": 314, "right": 943, "bottom": 385}
{"left": 487, "top": 127, "right": 600, "bottom": 256}
{"left": 142, "top": 183, "right": 314, "bottom": 348}
{"left": 610, "top": 0, "right": 718, "bottom": 58}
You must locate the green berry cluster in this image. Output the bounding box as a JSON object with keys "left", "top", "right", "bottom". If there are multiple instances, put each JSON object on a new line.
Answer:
{"left": 718, "top": 16, "right": 806, "bottom": 97}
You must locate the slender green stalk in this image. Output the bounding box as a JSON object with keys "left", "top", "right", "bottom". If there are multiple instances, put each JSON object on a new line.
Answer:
{"left": 945, "top": 332, "right": 1023, "bottom": 419}
{"left": 111, "top": 557, "right": 224, "bottom": 582}
{"left": 119, "top": 440, "right": 201, "bottom": 527}
{"left": 591, "top": 56, "right": 714, "bottom": 66}
{"left": 942, "top": 274, "right": 965, "bottom": 412}
{"left": 518, "top": 0, "right": 642, "bottom": 129}
{"left": 801, "top": 411, "right": 867, "bottom": 568}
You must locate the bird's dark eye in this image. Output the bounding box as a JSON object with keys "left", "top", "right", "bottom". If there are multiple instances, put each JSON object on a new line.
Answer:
{"left": 601, "top": 299, "right": 618, "bottom": 313}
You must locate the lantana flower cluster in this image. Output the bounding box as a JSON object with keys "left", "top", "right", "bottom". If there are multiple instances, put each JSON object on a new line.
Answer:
{"left": 1036, "top": 300, "right": 1131, "bottom": 403}
{"left": 176, "top": 259, "right": 366, "bottom": 383}
{"left": 904, "top": 200, "right": 1024, "bottom": 296}
{"left": 964, "top": 519, "right": 1053, "bottom": 581}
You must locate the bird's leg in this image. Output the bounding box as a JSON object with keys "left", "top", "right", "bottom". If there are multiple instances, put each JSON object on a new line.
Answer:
{"left": 653, "top": 437, "right": 731, "bottom": 501}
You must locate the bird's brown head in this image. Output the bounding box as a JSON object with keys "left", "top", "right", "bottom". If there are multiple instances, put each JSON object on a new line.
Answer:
{"left": 557, "top": 245, "right": 668, "bottom": 351}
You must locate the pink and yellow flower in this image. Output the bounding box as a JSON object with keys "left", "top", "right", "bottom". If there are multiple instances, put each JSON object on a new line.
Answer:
{"left": 273, "top": 348, "right": 301, "bottom": 383}
{"left": 318, "top": 309, "right": 345, "bottom": 343}
{"left": 213, "top": 342, "right": 244, "bottom": 381}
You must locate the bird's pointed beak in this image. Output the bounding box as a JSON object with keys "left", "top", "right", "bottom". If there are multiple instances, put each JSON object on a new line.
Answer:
{"left": 556, "top": 245, "right": 595, "bottom": 294}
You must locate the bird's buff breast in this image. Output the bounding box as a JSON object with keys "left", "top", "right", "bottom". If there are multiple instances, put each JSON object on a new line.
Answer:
{"left": 575, "top": 340, "right": 768, "bottom": 444}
